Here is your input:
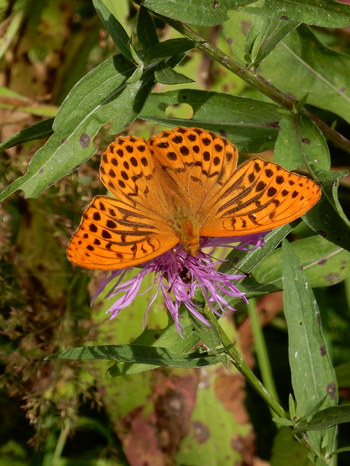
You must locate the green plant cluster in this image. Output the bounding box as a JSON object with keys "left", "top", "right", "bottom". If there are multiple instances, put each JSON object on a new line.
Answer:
{"left": 1, "top": 1, "right": 350, "bottom": 465}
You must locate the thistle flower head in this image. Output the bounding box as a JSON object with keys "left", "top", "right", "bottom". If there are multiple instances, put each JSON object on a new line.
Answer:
{"left": 93, "top": 233, "right": 266, "bottom": 336}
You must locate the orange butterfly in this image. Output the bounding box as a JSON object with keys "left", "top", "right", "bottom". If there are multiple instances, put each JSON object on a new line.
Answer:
{"left": 67, "top": 127, "right": 321, "bottom": 270}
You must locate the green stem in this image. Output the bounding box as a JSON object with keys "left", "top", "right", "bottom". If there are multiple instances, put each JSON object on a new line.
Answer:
{"left": 157, "top": 15, "right": 350, "bottom": 155}
{"left": 0, "top": 10, "right": 25, "bottom": 61}
{"left": 51, "top": 418, "right": 71, "bottom": 466}
{"left": 247, "top": 298, "right": 280, "bottom": 407}
{"left": 204, "top": 305, "right": 287, "bottom": 419}
{"left": 204, "top": 306, "right": 332, "bottom": 465}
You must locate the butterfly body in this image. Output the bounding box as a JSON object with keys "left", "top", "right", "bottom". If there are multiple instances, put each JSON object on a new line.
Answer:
{"left": 172, "top": 207, "right": 201, "bottom": 256}
{"left": 67, "top": 127, "right": 321, "bottom": 270}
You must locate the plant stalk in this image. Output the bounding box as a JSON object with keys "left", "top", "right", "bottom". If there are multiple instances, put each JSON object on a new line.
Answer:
{"left": 247, "top": 298, "right": 280, "bottom": 407}
{"left": 204, "top": 305, "right": 332, "bottom": 465}
{"left": 158, "top": 16, "right": 350, "bottom": 155}
{"left": 204, "top": 305, "right": 287, "bottom": 419}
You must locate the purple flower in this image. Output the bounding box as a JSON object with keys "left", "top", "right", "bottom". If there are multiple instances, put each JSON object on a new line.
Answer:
{"left": 92, "top": 233, "right": 267, "bottom": 336}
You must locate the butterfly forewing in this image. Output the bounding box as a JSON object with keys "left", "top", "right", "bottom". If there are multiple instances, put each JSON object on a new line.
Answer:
{"left": 100, "top": 135, "right": 171, "bottom": 219}
{"left": 67, "top": 196, "right": 178, "bottom": 270}
{"left": 149, "top": 127, "right": 239, "bottom": 215}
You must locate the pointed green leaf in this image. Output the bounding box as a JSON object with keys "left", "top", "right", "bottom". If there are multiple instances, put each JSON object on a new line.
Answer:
{"left": 312, "top": 166, "right": 350, "bottom": 227}
{"left": 93, "top": 0, "right": 133, "bottom": 61}
{"left": 221, "top": 224, "right": 293, "bottom": 276}
{"left": 140, "top": 89, "right": 281, "bottom": 152}
{"left": 253, "top": 235, "right": 350, "bottom": 289}
{"left": 273, "top": 113, "right": 330, "bottom": 170}
{"left": 304, "top": 168, "right": 350, "bottom": 252}
{"left": 143, "top": 38, "right": 197, "bottom": 63}
{"left": 142, "top": 0, "right": 257, "bottom": 26}
{"left": 108, "top": 313, "right": 201, "bottom": 376}
{"left": 222, "top": 225, "right": 294, "bottom": 307}
{"left": 246, "top": 12, "right": 299, "bottom": 68}
{"left": 282, "top": 239, "right": 337, "bottom": 458}
{"left": 271, "top": 417, "right": 294, "bottom": 427}
{"left": 0, "top": 56, "right": 156, "bottom": 202}
{"left": 295, "top": 405, "right": 350, "bottom": 432}
{"left": 0, "top": 118, "right": 54, "bottom": 151}
{"left": 51, "top": 343, "right": 219, "bottom": 368}
{"left": 154, "top": 63, "right": 194, "bottom": 84}
{"left": 247, "top": 0, "right": 350, "bottom": 28}
{"left": 137, "top": 5, "right": 159, "bottom": 49}
{"left": 260, "top": 25, "right": 350, "bottom": 124}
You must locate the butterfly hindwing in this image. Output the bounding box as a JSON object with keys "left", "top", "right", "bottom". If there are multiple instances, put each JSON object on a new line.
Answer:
{"left": 201, "top": 158, "right": 321, "bottom": 236}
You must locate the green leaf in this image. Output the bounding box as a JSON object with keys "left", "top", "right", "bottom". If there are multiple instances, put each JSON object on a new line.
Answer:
{"left": 222, "top": 10, "right": 254, "bottom": 65}
{"left": 271, "top": 417, "right": 294, "bottom": 427}
{"left": 294, "top": 405, "right": 350, "bottom": 432}
{"left": 0, "top": 118, "right": 54, "bottom": 151}
{"left": 93, "top": 0, "right": 133, "bottom": 61}
{"left": 271, "top": 427, "right": 312, "bottom": 466}
{"left": 260, "top": 25, "right": 350, "bottom": 124}
{"left": 0, "top": 56, "right": 155, "bottom": 201}
{"left": 246, "top": 12, "right": 299, "bottom": 68}
{"left": 335, "top": 362, "right": 350, "bottom": 388}
{"left": 273, "top": 113, "right": 330, "bottom": 171}
{"left": 304, "top": 167, "right": 350, "bottom": 252}
{"left": 140, "top": 89, "right": 281, "bottom": 152}
{"left": 110, "top": 73, "right": 155, "bottom": 133}
{"left": 0, "top": 86, "right": 58, "bottom": 117}
{"left": 282, "top": 239, "right": 337, "bottom": 457}
{"left": 51, "top": 343, "right": 219, "bottom": 368}
{"left": 108, "top": 313, "right": 201, "bottom": 376}
{"left": 312, "top": 166, "right": 350, "bottom": 227}
{"left": 176, "top": 368, "right": 250, "bottom": 464}
{"left": 143, "top": 38, "right": 197, "bottom": 63}
{"left": 137, "top": 5, "right": 159, "bottom": 49}
{"left": 221, "top": 225, "right": 294, "bottom": 308}
{"left": 247, "top": 0, "right": 350, "bottom": 28}
{"left": 221, "top": 224, "right": 293, "bottom": 276}
{"left": 142, "top": 0, "right": 257, "bottom": 26}
{"left": 154, "top": 63, "right": 194, "bottom": 84}
{"left": 253, "top": 235, "right": 350, "bottom": 290}
{"left": 187, "top": 308, "right": 228, "bottom": 366}
{"left": 289, "top": 393, "right": 296, "bottom": 419}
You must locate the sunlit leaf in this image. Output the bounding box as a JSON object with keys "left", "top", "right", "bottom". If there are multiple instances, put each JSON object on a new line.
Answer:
{"left": 0, "top": 118, "right": 54, "bottom": 151}
{"left": 295, "top": 405, "right": 350, "bottom": 432}
{"left": 273, "top": 114, "right": 330, "bottom": 170}
{"left": 142, "top": 0, "right": 257, "bottom": 26}
{"left": 282, "top": 239, "right": 337, "bottom": 458}
{"left": 245, "top": 12, "right": 299, "bottom": 68}
{"left": 137, "top": 5, "right": 159, "bottom": 49}
{"left": 140, "top": 89, "right": 281, "bottom": 152}
{"left": 260, "top": 25, "right": 350, "bottom": 124}
{"left": 0, "top": 56, "right": 156, "bottom": 201}
{"left": 246, "top": 0, "right": 350, "bottom": 28}
{"left": 253, "top": 235, "right": 350, "bottom": 289}
{"left": 93, "top": 0, "right": 133, "bottom": 60}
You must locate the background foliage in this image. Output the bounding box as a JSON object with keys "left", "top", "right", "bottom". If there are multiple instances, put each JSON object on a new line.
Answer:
{"left": 1, "top": 0, "right": 350, "bottom": 465}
